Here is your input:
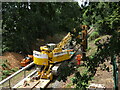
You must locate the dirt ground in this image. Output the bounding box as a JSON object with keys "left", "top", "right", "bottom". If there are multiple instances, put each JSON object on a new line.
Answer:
{"left": 0, "top": 52, "right": 24, "bottom": 70}
{"left": 90, "top": 61, "right": 114, "bottom": 88}
{"left": 87, "top": 35, "right": 114, "bottom": 88}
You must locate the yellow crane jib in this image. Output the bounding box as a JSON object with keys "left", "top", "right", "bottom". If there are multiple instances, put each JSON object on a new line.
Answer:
{"left": 57, "top": 32, "right": 72, "bottom": 49}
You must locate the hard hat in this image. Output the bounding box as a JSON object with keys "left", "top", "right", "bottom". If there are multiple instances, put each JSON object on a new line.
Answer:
{"left": 77, "top": 54, "right": 81, "bottom": 56}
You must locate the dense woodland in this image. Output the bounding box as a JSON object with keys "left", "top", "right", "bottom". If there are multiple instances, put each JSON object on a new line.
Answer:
{"left": 2, "top": 2, "right": 119, "bottom": 54}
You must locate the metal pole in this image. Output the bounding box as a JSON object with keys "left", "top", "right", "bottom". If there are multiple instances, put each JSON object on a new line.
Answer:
{"left": 24, "top": 70, "right": 26, "bottom": 78}
{"left": 8, "top": 79, "right": 11, "bottom": 88}
{"left": 113, "top": 55, "right": 118, "bottom": 90}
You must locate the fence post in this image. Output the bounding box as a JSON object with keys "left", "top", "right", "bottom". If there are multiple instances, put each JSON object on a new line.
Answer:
{"left": 112, "top": 55, "right": 118, "bottom": 90}
{"left": 24, "top": 70, "right": 26, "bottom": 78}
{"left": 8, "top": 79, "right": 11, "bottom": 88}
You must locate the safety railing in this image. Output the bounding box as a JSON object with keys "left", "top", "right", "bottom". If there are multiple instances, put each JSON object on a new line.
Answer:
{"left": 0, "top": 62, "right": 35, "bottom": 89}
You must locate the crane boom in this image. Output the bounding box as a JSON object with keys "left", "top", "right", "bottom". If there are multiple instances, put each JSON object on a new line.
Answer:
{"left": 56, "top": 32, "right": 72, "bottom": 49}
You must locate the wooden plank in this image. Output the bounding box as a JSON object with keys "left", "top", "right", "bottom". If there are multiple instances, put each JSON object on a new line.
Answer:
{"left": 13, "top": 70, "right": 37, "bottom": 88}
{"left": 35, "top": 79, "right": 50, "bottom": 88}
{"left": 13, "top": 76, "right": 50, "bottom": 89}
{"left": 18, "top": 80, "right": 40, "bottom": 88}
{"left": 13, "top": 77, "right": 31, "bottom": 88}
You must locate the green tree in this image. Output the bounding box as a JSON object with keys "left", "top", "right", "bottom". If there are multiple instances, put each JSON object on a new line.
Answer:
{"left": 2, "top": 2, "right": 81, "bottom": 54}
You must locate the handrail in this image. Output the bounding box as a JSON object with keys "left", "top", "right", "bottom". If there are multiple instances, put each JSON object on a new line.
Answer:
{"left": 13, "top": 70, "right": 37, "bottom": 88}
{"left": 0, "top": 62, "right": 34, "bottom": 85}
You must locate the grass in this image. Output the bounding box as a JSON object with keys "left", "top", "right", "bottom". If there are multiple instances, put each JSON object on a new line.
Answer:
{"left": 66, "top": 82, "right": 74, "bottom": 88}
{"left": 77, "top": 66, "right": 88, "bottom": 74}
{"left": 1, "top": 67, "right": 35, "bottom": 88}
{"left": 86, "top": 40, "right": 97, "bottom": 57}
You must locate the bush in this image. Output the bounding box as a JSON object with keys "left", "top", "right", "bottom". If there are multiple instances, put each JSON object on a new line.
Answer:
{"left": 57, "top": 61, "right": 75, "bottom": 82}
{"left": 2, "top": 70, "right": 12, "bottom": 76}
{"left": 1, "top": 75, "right": 6, "bottom": 80}
{"left": 94, "top": 37, "right": 101, "bottom": 44}
{"left": 72, "top": 71, "right": 89, "bottom": 89}
{"left": 87, "top": 47, "right": 91, "bottom": 51}
{"left": 0, "top": 67, "right": 18, "bottom": 80}
{"left": 11, "top": 68, "right": 18, "bottom": 72}
{"left": 0, "top": 63, "right": 8, "bottom": 69}
{"left": 89, "top": 31, "right": 99, "bottom": 41}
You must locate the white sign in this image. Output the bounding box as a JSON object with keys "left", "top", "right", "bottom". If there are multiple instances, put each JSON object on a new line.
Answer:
{"left": 53, "top": 51, "right": 67, "bottom": 57}
{"left": 33, "top": 51, "right": 48, "bottom": 59}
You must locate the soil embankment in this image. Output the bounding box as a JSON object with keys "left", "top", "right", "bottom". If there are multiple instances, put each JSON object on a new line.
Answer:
{"left": 0, "top": 52, "right": 24, "bottom": 70}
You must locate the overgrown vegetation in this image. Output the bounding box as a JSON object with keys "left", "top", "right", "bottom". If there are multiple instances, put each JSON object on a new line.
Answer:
{"left": 0, "top": 59, "right": 18, "bottom": 80}
{"left": 2, "top": 2, "right": 119, "bottom": 54}
{"left": 0, "top": 68, "right": 18, "bottom": 80}
{"left": 71, "top": 2, "right": 119, "bottom": 89}
{"left": 2, "top": 2, "right": 81, "bottom": 54}
{"left": 57, "top": 61, "right": 76, "bottom": 82}
{"left": 89, "top": 31, "right": 99, "bottom": 41}
{"left": 71, "top": 31, "right": 120, "bottom": 89}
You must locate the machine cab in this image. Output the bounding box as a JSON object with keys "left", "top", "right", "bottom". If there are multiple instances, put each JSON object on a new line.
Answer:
{"left": 46, "top": 43, "right": 56, "bottom": 51}
{"left": 33, "top": 43, "right": 56, "bottom": 66}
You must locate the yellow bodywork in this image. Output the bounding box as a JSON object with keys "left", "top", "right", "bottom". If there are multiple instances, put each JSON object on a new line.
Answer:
{"left": 33, "top": 51, "right": 49, "bottom": 66}
{"left": 33, "top": 48, "right": 71, "bottom": 65}
{"left": 33, "top": 33, "right": 72, "bottom": 66}
{"left": 37, "top": 65, "right": 53, "bottom": 80}
{"left": 51, "top": 48, "right": 70, "bottom": 63}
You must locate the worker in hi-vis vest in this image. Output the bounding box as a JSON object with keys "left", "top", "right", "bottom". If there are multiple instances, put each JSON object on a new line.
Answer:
{"left": 75, "top": 54, "right": 82, "bottom": 65}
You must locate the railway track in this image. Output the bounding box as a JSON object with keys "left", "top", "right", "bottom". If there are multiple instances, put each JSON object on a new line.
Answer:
{"left": 12, "top": 44, "right": 81, "bottom": 89}
{"left": 0, "top": 27, "right": 94, "bottom": 89}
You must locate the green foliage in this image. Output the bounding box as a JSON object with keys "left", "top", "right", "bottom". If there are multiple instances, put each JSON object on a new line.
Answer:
{"left": 0, "top": 60, "right": 9, "bottom": 69}
{"left": 2, "top": 45, "right": 10, "bottom": 52}
{"left": 1, "top": 75, "right": 6, "bottom": 80}
{"left": 72, "top": 71, "right": 91, "bottom": 89}
{"left": 87, "top": 47, "right": 91, "bottom": 51}
{"left": 2, "top": 2, "right": 119, "bottom": 54}
{"left": 57, "top": 61, "right": 75, "bottom": 82}
{"left": 2, "top": 70, "right": 12, "bottom": 76}
{"left": 0, "top": 63, "right": 8, "bottom": 69}
{"left": 81, "top": 2, "right": 119, "bottom": 35}
{"left": 89, "top": 31, "right": 99, "bottom": 41}
{"left": 94, "top": 37, "right": 101, "bottom": 44}
{"left": 89, "top": 55, "right": 94, "bottom": 60}
{"left": 1, "top": 67, "right": 18, "bottom": 80}
{"left": 11, "top": 67, "right": 18, "bottom": 72}
{"left": 2, "top": 2, "right": 81, "bottom": 54}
